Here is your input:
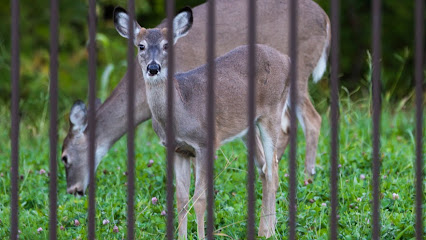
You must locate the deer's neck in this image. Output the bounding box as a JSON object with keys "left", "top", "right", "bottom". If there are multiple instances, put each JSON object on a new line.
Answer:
{"left": 94, "top": 67, "right": 151, "bottom": 158}
{"left": 145, "top": 75, "right": 179, "bottom": 129}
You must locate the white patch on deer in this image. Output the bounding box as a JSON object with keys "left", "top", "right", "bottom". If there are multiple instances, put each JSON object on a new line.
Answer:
{"left": 221, "top": 128, "right": 248, "bottom": 145}
{"left": 137, "top": 40, "right": 147, "bottom": 49}
{"left": 257, "top": 124, "right": 274, "bottom": 179}
{"left": 312, "top": 22, "right": 330, "bottom": 83}
{"left": 95, "top": 145, "right": 109, "bottom": 169}
{"left": 117, "top": 12, "right": 128, "bottom": 25}
{"left": 160, "top": 39, "right": 168, "bottom": 51}
{"left": 143, "top": 67, "right": 168, "bottom": 85}
{"left": 116, "top": 12, "right": 140, "bottom": 39}
{"left": 173, "top": 12, "right": 191, "bottom": 44}
{"left": 296, "top": 106, "right": 306, "bottom": 134}
{"left": 281, "top": 96, "right": 290, "bottom": 133}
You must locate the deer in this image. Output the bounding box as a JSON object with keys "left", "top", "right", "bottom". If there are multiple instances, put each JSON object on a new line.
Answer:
{"left": 61, "top": 0, "right": 330, "bottom": 196}
{"left": 113, "top": 5, "right": 291, "bottom": 238}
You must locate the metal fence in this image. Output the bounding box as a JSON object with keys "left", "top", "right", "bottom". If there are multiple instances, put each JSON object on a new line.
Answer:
{"left": 9, "top": 0, "right": 424, "bottom": 239}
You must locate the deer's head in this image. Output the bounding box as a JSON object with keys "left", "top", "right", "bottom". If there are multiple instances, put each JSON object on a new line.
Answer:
{"left": 61, "top": 100, "right": 100, "bottom": 196}
{"left": 113, "top": 6, "right": 193, "bottom": 84}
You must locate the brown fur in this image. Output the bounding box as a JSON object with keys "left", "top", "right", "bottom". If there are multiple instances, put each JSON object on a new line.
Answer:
{"left": 143, "top": 41, "right": 290, "bottom": 239}
{"left": 137, "top": 27, "right": 147, "bottom": 41}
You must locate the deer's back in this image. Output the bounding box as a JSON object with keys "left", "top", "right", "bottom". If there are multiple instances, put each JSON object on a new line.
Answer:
{"left": 174, "top": 45, "right": 290, "bottom": 144}
{"left": 158, "top": 0, "right": 328, "bottom": 74}
{"left": 176, "top": 44, "right": 289, "bottom": 105}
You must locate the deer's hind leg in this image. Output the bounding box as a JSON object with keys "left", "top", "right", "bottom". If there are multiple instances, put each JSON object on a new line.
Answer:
{"left": 242, "top": 127, "right": 266, "bottom": 177}
{"left": 296, "top": 93, "right": 321, "bottom": 179}
{"left": 277, "top": 109, "right": 290, "bottom": 162}
{"left": 256, "top": 117, "right": 280, "bottom": 238}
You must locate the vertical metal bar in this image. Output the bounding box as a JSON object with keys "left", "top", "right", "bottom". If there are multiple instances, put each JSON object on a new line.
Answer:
{"left": 414, "top": 0, "right": 424, "bottom": 239}
{"left": 126, "top": 0, "right": 136, "bottom": 239}
{"left": 10, "top": 0, "right": 20, "bottom": 239}
{"left": 166, "top": 0, "right": 175, "bottom": 239}
{"left": 247, "top": 0, "right": 256, "bottom": 238}
{"left": 87, "top": 0, "right": 97, "bottom": 238}
{"left": 206, "top": 0, "right": 216, "bottom": 239}
{"left": 48, "top": 0, "right": 59, "bottom": 238}
{"left": 329, "top": 0, "right": 340, "bottom": 238}
{"left": 288, "top": 0, "right": 298, "bottom": 239}
{"left": 371, "top": 0, "right": 381, "bottom": 239}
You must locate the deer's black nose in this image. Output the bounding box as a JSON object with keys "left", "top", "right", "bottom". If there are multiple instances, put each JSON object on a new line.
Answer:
{"left": 147, "top": 63, "right": 161, "bottom": 76}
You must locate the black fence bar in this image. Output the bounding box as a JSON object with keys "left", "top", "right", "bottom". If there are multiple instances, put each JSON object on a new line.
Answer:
{"left": 126, "top": 0, "right": 136, "bottom": 239}
{"left": 206, "top": 0, "right": 216, "bottom": 238}
{"left": 414, "top": 0, "right": 424, "bottom": 239}
{"left": 48, "top": 0, "right": 59, "bottom": 238}
{"left": 288, "top": 0, "right": 298, "bottom": 239}
{"left": 87, "top": 0, "right": 97, "bottom": 237}
{"left": 166, "top": 0, "right": 176, "bottom": 239}
{"left": 10, "top": 0, "right": 20, "bottom": 239}
{"left": 329, "top": 0, "right": 340, "bottom": 238}
{"left": 371, "top": 0, "right": 381, "bottom": 238}
{"left": 246, "top": 0, "right": 256, "bottom": 238}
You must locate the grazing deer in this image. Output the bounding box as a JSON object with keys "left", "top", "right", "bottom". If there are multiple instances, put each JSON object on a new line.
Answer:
{"left": 113, "top": 6, "right": 290, "bottom": 238}
{"left": 62, "top": 0, "right": 329, "bottom": 205}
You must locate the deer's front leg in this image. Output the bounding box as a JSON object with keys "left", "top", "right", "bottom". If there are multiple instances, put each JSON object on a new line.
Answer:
{"left": 193, "top": 150, "right": 209, "bottom": 239}
{"left": 175, "top": 154, "right": 191, "bottom": 239}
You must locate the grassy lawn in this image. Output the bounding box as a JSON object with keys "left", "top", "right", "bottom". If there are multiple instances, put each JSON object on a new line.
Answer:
{"left": 0, "top": 98, "right": 424, "bottom": 239}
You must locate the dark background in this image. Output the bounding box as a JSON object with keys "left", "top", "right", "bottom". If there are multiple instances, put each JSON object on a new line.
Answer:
{"left": 0, "top": 0, "right": 424, "bottom": 122}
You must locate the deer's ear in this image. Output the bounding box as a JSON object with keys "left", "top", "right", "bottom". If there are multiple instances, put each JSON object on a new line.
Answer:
{"left": 113, "top": 6, "right": 141, "bottom": 43}
{"left": 173, "top": 7, "right": 193, "bottom": 44}
{"left": 69, "top": 100, "right": 88, "bottom": 133}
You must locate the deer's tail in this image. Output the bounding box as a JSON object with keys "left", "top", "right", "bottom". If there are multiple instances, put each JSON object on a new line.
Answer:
{"left": 312, "top": 20, "right": 331, "bottom": 83}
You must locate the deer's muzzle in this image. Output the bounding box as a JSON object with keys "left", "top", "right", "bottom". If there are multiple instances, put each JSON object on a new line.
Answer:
{"left": 147, "top": 63, "right": 161, "bottom": 76}
{"left": 67, "top": 185, "right": 85, "bottom": 196}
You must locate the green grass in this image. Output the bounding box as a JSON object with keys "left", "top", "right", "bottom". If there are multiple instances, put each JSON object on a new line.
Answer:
{"left": 0, "top": 98, "right": 425, "bottom": 239}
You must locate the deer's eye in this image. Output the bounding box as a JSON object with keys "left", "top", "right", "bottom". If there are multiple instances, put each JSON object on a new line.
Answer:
{"left": 138, "top": 44, "right": 145, "bottom": 51}
{"left": 163, "top": 43, "right": 168, "bottom": 51}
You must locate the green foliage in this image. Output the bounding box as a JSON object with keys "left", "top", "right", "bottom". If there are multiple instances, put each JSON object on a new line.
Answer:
{"left": 0, "top": 99, "right": 425, "bottom": 238}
